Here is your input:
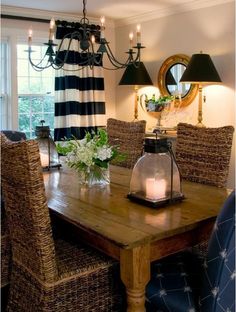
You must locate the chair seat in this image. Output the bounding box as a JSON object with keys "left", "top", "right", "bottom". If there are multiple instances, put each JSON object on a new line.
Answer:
{"left": 146, "top": 251, "right": 202, "bottom": 312}
{"left": 55, "top": 238, "right": 118, "bottom": 279}
{"left": 8, "top": 238, "right": 125, "bottom": 312}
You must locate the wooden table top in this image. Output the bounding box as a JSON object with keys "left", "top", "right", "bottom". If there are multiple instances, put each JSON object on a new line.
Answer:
{"left": 43, "top": 164, "right": 231, "bottom": 250}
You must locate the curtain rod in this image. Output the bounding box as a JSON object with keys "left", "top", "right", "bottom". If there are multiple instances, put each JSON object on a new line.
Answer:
{"left": 1, "top": 14, "right": 50, "bottom": 23}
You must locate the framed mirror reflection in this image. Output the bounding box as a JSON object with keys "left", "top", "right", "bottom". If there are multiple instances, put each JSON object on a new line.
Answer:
{"left": 158, "top": 54, "right": 198, "bottom": 108}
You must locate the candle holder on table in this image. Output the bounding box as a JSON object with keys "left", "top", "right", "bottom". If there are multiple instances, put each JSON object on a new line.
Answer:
{"left": 35, "top": 120, "right": 61, "bottom": 170}
{"left": 127, "top": 137, "right": 184, "bottom": 208}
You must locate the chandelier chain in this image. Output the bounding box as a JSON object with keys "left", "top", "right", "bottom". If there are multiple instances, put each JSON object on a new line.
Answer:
{"left": 82, "top": 0, "right": 87, "bottom": 23}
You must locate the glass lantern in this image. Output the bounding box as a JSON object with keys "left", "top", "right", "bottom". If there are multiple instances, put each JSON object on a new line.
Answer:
{"left": 35, "top": 120, "right": 61, "bottom": 170}
{"left": 128, "top": 138, "right": 184, "bottom": 207}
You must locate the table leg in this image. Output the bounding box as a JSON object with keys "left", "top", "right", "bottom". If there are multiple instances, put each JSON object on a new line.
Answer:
{"left": 120, "top": 244, "right": 150, "bottom": 312}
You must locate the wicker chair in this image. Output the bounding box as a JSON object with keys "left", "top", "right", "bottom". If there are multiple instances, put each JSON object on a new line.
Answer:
{"left": 176, "top": 123, "right": 234, "bottom": 257}
{"left": 107, "top": 118, "right": 146, "bottom": 169}
{"left": 1, "top": 209, "right": 11, "bottom": 289}
{"left": 1, "top": 134, "right": 125, "bottom": 312}
{"left": 175, "top": 123, "right": 234, "bottom": 187}
{"left": 1, "top": 131, "right": 26, "bottom": 289}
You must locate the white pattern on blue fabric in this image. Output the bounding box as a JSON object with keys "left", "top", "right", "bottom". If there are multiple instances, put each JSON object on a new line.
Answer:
{"left": 211, "top": 287, "right": 219, "bottom": 297}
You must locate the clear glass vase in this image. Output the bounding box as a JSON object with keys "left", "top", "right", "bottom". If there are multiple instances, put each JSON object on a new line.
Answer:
{"left": 78, "top": 165, "right": 110, "bottom": 186}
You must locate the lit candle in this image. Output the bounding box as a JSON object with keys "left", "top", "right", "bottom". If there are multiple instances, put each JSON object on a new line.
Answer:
{"left": 28, "top": 28, "right": 33, "bottom": 46}
{"left": 136, "top": 24, "right": 141, "bottom": 44}
{"left": 91, "top": 35, "right": 95, "bottom": 47}
{"left": 49, "top": 18, "right": 55, "bottom": 41}
{"left": 146, "top": 178, "right": 166, "bottom": 200}
{"left": 129, "top": 32, "right": 134, "bottom": 50}
{"left": 40, "top": 153, "right": 49, "bottom": 167}
{"left": 100, "top": 16, "right": 105, "bottom": 39}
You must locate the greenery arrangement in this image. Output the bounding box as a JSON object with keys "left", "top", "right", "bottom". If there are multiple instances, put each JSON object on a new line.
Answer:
{"left": 146, "top": 95, "right": 174, "bottom": 112}
{"left": 56, "top": 129, "right": 125, "bottom": 185}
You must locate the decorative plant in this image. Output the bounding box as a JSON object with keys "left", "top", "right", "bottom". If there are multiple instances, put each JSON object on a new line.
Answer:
{"left": 56, "top": 129, "right": 125, "bottom": 185}
{"left": 145, "top": 95, "right": 174, "bottom": 112}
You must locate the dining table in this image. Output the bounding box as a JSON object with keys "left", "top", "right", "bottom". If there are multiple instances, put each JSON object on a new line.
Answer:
{"left": 43, "top": 164, "right": 231, "bottom": 312}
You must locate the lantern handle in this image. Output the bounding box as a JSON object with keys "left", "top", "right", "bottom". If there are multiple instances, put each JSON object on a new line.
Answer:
{"left": 167, "top": 141, "right": 183, "bottom": 195}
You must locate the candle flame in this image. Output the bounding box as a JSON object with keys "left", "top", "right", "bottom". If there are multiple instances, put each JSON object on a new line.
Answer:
{"left": 100, "top": 16, "right": 105, "bottom": 26}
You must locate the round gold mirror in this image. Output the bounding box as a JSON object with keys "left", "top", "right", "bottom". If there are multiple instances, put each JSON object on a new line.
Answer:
{"left": 158, "top": 54, "right": 198, "bottom": 107}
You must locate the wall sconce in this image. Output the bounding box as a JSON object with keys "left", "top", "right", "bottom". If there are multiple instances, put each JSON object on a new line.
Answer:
{"left": 128, "top": 138, "right": 184, "bottom": 207}
{"left": 35, "top": 120, "right": 61, "bottom": 170}
{"left": 180, "top": 52, "right": 222, "bottom": 127}
{"left": 119, "top": 62, "right": 153, "bottom": 120}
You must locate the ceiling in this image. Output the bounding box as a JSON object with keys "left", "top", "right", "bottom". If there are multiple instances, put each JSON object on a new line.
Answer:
{"left": 1, "top": 0, "right": 226, "bottom": 21}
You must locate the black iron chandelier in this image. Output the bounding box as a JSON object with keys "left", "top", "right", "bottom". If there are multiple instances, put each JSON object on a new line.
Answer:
{"left": 27, "top": 0, "right": 145, "bottom": 71}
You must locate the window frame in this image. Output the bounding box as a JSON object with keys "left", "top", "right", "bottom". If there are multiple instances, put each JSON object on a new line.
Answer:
{"left": 17, "top": 43, "right": 55, "bottom": 139}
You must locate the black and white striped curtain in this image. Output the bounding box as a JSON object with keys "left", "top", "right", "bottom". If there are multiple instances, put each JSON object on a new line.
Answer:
{"left": 54, "top": 22, "right": 106, "bottom": 141}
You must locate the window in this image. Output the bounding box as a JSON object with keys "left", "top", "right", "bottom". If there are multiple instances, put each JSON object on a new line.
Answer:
{"left": 17, "top": 44, "right": 55, "bottom": 138}
{"left": 0, "top": 40, "right": 10, "bottom": 129}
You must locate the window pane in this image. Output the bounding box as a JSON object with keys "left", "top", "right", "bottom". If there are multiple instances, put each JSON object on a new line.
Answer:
{"left": 18, "top": 96, "right": 30, "bottom": 113}
{"left": 31, "top": 97, "right": 43, "bottom": 113}
{"left": 32, "top": 113, "right": 43, "bottom": 130}
{"left": 42, "top": 78, "right": 54, "bottom": 94}
{"left": 43, "top": 113, "right": 54, "bottom": 129}
{"left": 29, "top": 65, "right": 42, "bottom": 78}
{"left": 18, "top": 77, "right": 29, "bottom": 94}
{"left": 19, "top": 114, "right": 30, "bottom": 132}
{"left": 17, "top": 44, "right": 28, "bottom": 58}
{"left": 44, "top": 96, "right": 54, "bottom": 111}
{"left": 29, "top": 78, "right": 42, "bottom": 93}
{"left": 17, "top": 59, "right": 29, "bottom": 76}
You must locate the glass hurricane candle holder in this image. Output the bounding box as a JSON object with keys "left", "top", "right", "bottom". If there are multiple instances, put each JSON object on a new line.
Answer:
{"left": 128, "top": 138, "right": 184, "bottom": 208}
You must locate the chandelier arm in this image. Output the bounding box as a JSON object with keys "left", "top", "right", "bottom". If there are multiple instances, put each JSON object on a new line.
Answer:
{"left": 105, "top": 43, "right": 132, "bottom": 67}
{"left": 105, "top": 42, "right": 141, "bottom": 68}
{"left": 28, "top": 50, "right": 53, "bottom": 71}
{"left": 53, "top": 34, "right": 80, "bottom": 68}
{"left": 106, "top": 53, "right": 130, "bottom": 69}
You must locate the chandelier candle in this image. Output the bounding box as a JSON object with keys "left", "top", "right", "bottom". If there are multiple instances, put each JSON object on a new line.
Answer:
{"left": 28, "top": 29, "right": 32, "bottom": 46}
{"left": 100, "top": 16, "right": 105, "bottom": 39}
{"left": 136, "top": 24, "right": 141, "bottom": 44}
{"left": 49, "top": 18, "right": 55, "bottom": 41}
{"left": 129, "top": 32, "right": 134, "bottom": 50}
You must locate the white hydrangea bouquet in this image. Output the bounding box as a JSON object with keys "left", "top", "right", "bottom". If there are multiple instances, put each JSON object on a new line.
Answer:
{"left": 56, "top": 129, "right": 124, "bottom": 186}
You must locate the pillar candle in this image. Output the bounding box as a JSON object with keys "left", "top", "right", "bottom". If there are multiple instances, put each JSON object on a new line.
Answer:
{"left": 146, "top": 178, "right": 166, "bottom": 200}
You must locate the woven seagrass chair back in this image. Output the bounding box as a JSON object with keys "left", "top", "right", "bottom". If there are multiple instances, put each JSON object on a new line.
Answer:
{"left": 1, "top": 130, "right": 26, "bottom": 288}
{"left": 1, "top": 134, "right": 58, "bottom": 283}
{"left": 107, "top": 118, "right": 146, "bottom": 168}
{"left": 175, "top": 123, "right": 234, "bottom": 187}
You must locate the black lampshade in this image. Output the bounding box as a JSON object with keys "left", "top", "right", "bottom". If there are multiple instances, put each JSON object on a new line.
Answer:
{"left": 166, "top": 70, "right": 177, "bottom": 85}
{"left": 119, "top": 62, "right": 153, "bottom": 86}
{"left": 180, "top": 53, "right": 222, "bottom": 84}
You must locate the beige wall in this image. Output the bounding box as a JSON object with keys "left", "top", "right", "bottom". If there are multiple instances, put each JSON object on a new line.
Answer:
{"left": 113, "top": 2, "right": 235, "bottom": 188}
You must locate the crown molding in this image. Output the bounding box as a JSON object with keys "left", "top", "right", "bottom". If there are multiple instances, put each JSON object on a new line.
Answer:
{"left": 2, "top": 0, "right": 233, "bottom": 29}
{"left": 115, "top": 0, "right": 234, "bottom": 26}
{"left": 1, "top": 5, "right": 115, "bottom": 27}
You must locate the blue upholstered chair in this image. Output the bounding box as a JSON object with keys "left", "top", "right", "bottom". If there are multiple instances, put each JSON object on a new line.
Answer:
{"left": 146, "top": 191, "right": 235, "bottom": 312}
{"left": 1, "top": 130, "right": 26, "bottom": 142}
